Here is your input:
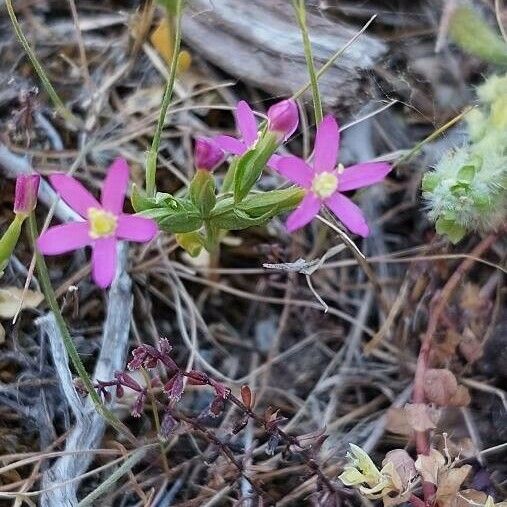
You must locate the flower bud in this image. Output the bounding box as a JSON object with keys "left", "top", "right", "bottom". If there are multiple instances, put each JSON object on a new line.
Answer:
{"left": 14, "top": 174, "right": 40, "bottom": 216}
{"left": 267, "top": 99, "right": 299, "bottom": 141}
{"left": 194, "top": 137, "right": 224, "bottom": 171}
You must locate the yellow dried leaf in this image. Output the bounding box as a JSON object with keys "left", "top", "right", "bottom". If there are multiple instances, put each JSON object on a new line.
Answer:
{"left": 385, "top": 407, "right": 413, "bottom": 436}
{"left": 415, "top": 449, "right": 446, "bottom": 484}
{"left": 0, "top": 322, "right": 4, "bottom": 344}
{"left": 436, "top": 465, "right": 472, "bottom": 507}
{"left": 0, "top": 287, "right": 44, "bottom": 319}
{"left": 150, "top": 17, "right": 191, "bottom": 72}
{"left": 404, "top": 403, "right": 439, "bottom": 432}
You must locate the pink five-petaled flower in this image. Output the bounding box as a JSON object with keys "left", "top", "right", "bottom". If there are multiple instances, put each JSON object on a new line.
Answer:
{"left": 275, "top": 115, "right": 392, "bottom": 236}
{"left": 213, "top": 99, "right": 298, "bottom": 168}
{"left": 37, "top": 158, "right": 158, "bottom": 288}
{"left": 194, "top": 136, "right": 225, "bottom": 171}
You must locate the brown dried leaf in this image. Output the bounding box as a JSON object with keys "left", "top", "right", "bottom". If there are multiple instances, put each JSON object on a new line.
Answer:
{"left": 0, "top": 287, "right": 44, "bottom": 319}
{"left": 382, "top": 449, "right": 417, "bottom": 490}
{"left": 415, "top": 449, "right": 446, "bottom": 484}
{"left": 455, "top": 489, "right": 488, "bottom": 507}
{"left": 404, "top": 403, "right": 439, "bottom": 432}
{"left": 436, "top": 465, "right": 472, "bottom": 507}
{"left": 424, "top": 368, "right": 458, "bottom": 406}
{"left": 383, "top": 491, "right": 413, "bottom": 507}
{"left": 386, "top": 407, "right": 413, "bottom": 436}
{"left": 240, "top": 384, "right": 253, "bottom": 409}
{"left": 447, "top": 386, "right": 472, "bottom": 407}
{"left": 0, "top": 322, "right": 4, "bottom": 344}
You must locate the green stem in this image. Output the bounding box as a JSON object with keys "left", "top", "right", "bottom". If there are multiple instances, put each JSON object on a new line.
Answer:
{"left": 292, "top": 15, "right": 377, "bottom": 101}
{"left": 5, "top": 0, "right": 81, "bottom": 128}
{"left": 145, "top": 0, "right": 184, "bottom": 197}
{"left": 27, "top": 214, "right": 136, "bottom": 443}
{"left": 293, "top": 0, "right": 323, "bottom": 123}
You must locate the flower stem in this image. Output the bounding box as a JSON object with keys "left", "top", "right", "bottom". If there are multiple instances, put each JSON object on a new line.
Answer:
{"left": 145, "top": 0, "right": 184, "bottom": 197}
{"left": 5, "top": 0, "right": 81, "bottom": 128}
{"left": 27, "top": 213, "right": 136, "bottom": 443}
{"left": 292, "top": 0, "right": 323, "bottom": 124}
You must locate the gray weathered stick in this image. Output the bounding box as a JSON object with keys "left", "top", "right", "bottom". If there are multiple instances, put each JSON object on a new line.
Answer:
{"left": 182, "top": 0, "right": 385, "bottom": 110}
{"left": 39, "top": 244, "right": 133, "bottom": 507}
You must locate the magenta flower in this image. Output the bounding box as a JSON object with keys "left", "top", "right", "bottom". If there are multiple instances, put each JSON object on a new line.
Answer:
{"left": 266, "top": 99, "right": 299, "bottom": 141}
{"left": 37, "top": 158, "right": 158, "bottom": 288}
{"left": 14, "top": 174, "right": 40, "bottom": 215}
{"left": 194, "top": 137, "right": 225, "bottom": 171}
{"left": 213, "top": 99, "right": 298, "bottom": 167}
{"left": 274, "top": 115, "right": 392, "bottom": 236}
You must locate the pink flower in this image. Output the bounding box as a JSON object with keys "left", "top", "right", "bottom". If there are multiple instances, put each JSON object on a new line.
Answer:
{"left": 213, "top": 99, "right": 298, "bottom": 167}
{"left": 266, "top": 99, "right": 299, "bottom": 141}
{"left": 194, "top": 137, "right": 225, "bottom": 171}
{"left": 274, "top": 115, "right": 392, "bottom": 236}
{"left": 37, "top": 158, "right": 158, "bottom": 288}
{"left": 14, "top": 174, "right": 40, "bottom": 215}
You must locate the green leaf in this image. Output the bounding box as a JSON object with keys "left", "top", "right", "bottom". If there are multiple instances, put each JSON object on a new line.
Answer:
{"left": 210, "top": 208, "right": 273, "bottom": 230}
{"left": 435, "top": 217, "right": 466, "bottom": 244}
{"left": 457, "top": 165, "right": 476, "bottom": 183}
{"left": 233, "top": 132, "right": 278, "bottom": 203}
{"left": 239, "top": 187, "right": 304, "bottom": 216}
{"left": 0, "top": 214, "right": 25, "bottom": 277}
{"left": 449, "top": 6, "right": 507, "bottom": 66}
{"left": 175, "top": 231, "right": 203, "bottom": 257}
{"left": 131, "top": 184, "right": 177, "bottom": 213}
{"left": 422, "top": 173, "right": 439, "bottom": 192}
{"left": 210, "top": 187, "right": 304, "bottom": 230}
{"left": 136, "top": 197, "right": 202, "bottom": 233}
{"left": 189, "top": 169, "right": 216, "bottom": 217}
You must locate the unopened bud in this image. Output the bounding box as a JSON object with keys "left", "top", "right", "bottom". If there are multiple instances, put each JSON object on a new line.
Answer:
{"left": 267, "top": 99, "right": 299, "bottom": 141}
{"left": 14, "top": 174, "right": 40, "bottom": 216}
{"left": 194, "top": 137, "right": 224, "bottom": 171}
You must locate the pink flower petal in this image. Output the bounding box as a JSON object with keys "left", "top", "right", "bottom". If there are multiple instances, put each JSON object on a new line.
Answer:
{"left": 338, "top": 162, "right": 392, "bottom": 191}
{"left": 91, "top": 237, "right": 117, "bottom": 288}
{"left": 37, "top": 221, "right": 90, "bottom": 254}
{"left": 235, "top": 100, "right": 258, "bottom": 146}
{"left": 325, "top": 192, "right": 369, "bottom": 237}
{"left": 267, "top": 153, "right": 282, "bottom": 169}
{"left": 275, "top": 156, "right": 313, "bottom": 188}
{"left": 313, "top": 115, "right": 339, "bottom": 173}
{"left": 49, "top": 174, "right": 100, "bottom": 218}
{"left": 101, "top": 158, "right": 129, "bottom": 214}
{"left": 213, "top": 135, "right": 247, "bottom": 156}
{"left": 116, "top": 215, "right": 158, "bottom": 242}
{"left": 286, "top": 193, "right": 320, "bottom": 232}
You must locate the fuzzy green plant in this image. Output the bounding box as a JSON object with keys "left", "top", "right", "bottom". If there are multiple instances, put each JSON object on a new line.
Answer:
{"left": 422, "top": 74, "right": 507, "bottom": 243}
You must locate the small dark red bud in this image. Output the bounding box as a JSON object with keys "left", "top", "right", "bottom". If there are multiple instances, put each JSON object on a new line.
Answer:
{"left": 186, "top": 370, "right": 209, "bottom": 385}
{"left": 115, "top": 371, "right": 142, "bottom": 392}
{"left": 164, "top": 373, "right": 185, "bottom": 401}
{"left": 210, "top": 379, "right": 230, "bottom": 399}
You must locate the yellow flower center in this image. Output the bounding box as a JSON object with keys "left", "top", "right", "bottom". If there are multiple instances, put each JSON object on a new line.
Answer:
{"left": 88, "top": 208, "right": 118, "bottom": 239}
{"left": 312, "top": 171, "right": 338, "bottom": 199}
